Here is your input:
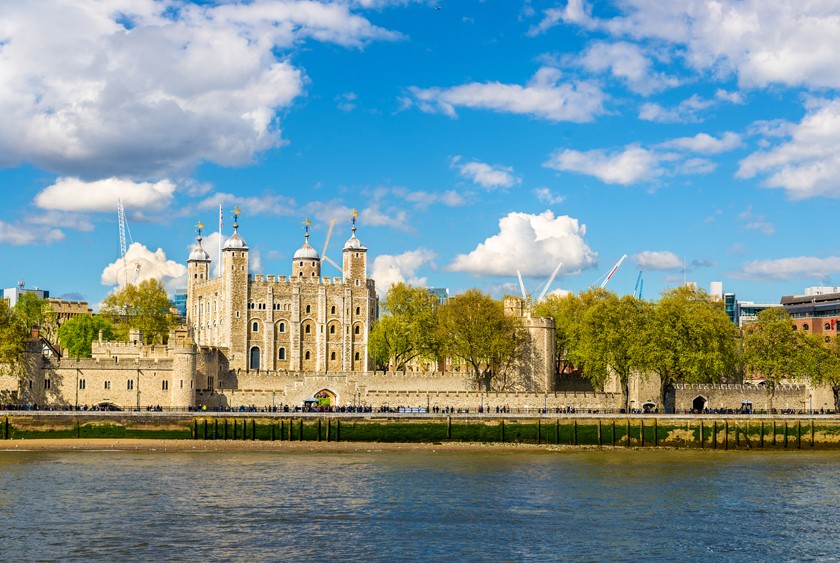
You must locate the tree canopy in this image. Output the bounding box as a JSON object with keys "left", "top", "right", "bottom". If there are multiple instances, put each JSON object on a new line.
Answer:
{"left": 436, "top": 289, "right": 523, "bottom": 391}
{"left": 58, "top": 315, "right": 115, "bottom": 358}
{"left": 100, "top": 279, "right": 175, "bottom": 344}
{"left": 0, "top": 298, "right": 29, "bottom": 372}
{"left": 368, "top": 283, "right": 440, "bottom": 371}
{"left": 14, "top": 292, "right": 55, "bottom": 338}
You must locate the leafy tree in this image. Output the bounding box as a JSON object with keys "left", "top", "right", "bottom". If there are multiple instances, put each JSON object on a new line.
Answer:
{"left": 0, "top": 298, "right": 29, "bottom": 369}
{"left": 100, "top": 279, "right": 175, "bottom": 344}
{"left": 57, "top": 315, "right": 115, "bottom": 358}
{"left": 809, "top": 335, "right": 840, "bottom": 411}
{"left": 576, "top": 294, "right": 649, "bottom": 410}
{"left": 436, "top": 289, "right": 523, "bottom": 391}
{"left": 643, "top": 286, "right": 742, "bottom": 408}
{"left": 368, "top": 283, "right": 440, "bottom": 371}
{"left": 14, "top": 292, "right": 56, "bottom": 338}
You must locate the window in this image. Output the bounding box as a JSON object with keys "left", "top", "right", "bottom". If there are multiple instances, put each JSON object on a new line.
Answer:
{"left": 354, "top": 325, "right": 360, "bottom": 335}
{"left": 180, "top": 380, "right": 184, "bottom": 389}
{"left": 252, "top": 321, "right": 259, "bottom": 332}
{"left": 299, "top": 261, "right": 303, "bottom": 266}
{"left": 278, "top": 322, "right": 285, "bottom": 333}
{"left": 330, "top": 351, "right": 336, "bottom": 361}
{"left": 803, "top": 323, "right": 810, "bottom": 331}
{"left": 162, "top": 380, "right": 169, "bottom": 391}
{"left": 305, "top": 324, "right": 311, "bottom": 334}
{"left": 305, "top": 351, "right": 311, "bottom": 360}
{"left": 79, "top": 379, "right": 86, "bottom": 390}
{"left": 278, "top": 348, "right": 286, "bottom": 360}
{"left": 104, "top": 381, "right": 111, "bottom": 390}
{"left": 208, "top": 377, "right": 214, "bottom": 389}
{"left": 354, "top": 352, "right": 360, "bottom": 361}
{"left": 331, "top": 305, "right": 336, "bottom": 315}
{"left": 127, "top": 380, "right": 134, "bottom": 390}
{"left": 330, "top": 325, "right": 335, "bottom": 334}
{"left": 305, "top": 305, "right": 311, "bottom": 314}
{"left": 250, "top": 347, "right": 261, "bottom": 370}
{"left": 826, "top": 323, "right": 832, "bottom": 331}
{"left": 235, "top": 311, "right": 240, "bottom": 318}
{"left": 355, "top": 306, "right": 360, "bottom": 315}
{"left": 45, "top": 379, "right": 51, "bottom": 390}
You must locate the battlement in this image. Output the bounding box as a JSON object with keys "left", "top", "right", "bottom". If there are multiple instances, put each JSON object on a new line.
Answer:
{"left": 674, "top": 383, "right": 805, "bottom": 392}
{"left": 250, "top": 274, "right": 345, "bottom": 285}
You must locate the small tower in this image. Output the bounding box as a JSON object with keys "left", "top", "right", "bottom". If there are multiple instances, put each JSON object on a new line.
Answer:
{"left": 186, "top": 221, "right": 211, "bottom": 341}
{"left": 342, "top": 209, "right": 367, "bottom": 283}
{"left": 292, "top": 218, "right": 321, "bottom": 282}
{"left": 222, "top": 206, "right": 249, "bottom": 356}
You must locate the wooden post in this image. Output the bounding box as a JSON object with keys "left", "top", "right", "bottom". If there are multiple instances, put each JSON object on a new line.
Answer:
{"left": 811, "top": 419, "right": 815, "bottom": 448}
{"left": 626, "top": 420, "right": 630, "bottom": 447}
{"left": 640, "top": 419, "right": 644, "bottom": 447}
{"left": 537, "top": 418, "right": 541, "bottom": 445}
{"left": 784, "top": 421, "right": 788, "bottom": 448}
{"left": 317, "top": 418, "right": 322, "bottom": 442}
{"left": 712, "top": 421, "right": 717, "bottom": 449}
{"left": 797, "top": 420, "right": 801, "bottom": 449}
{"left": 555, "top": 419, "right": 560, "bottom": 445}
{"left": 500, "top": 419, "right": 505, "bottom": 443}
{"left": 612, "top": 420, "right": 616, "bottom": 447}
{"left": 653, "top": 419, "right": 658, "bottom": 447}
{"left": 724, "top": 420, "right": 729, "bottom": 450}
{"left": 597, "top": 420, "right": 602, "bottom": 447}
{"left": 760, "top": 421, "right": 764, "bottom": 448}
{"left": 447, "top": 416, "right": 452, "bottom": 440}
{"left": 573, "top": 420, "right": 577, "bottom": 446}
{"left": 699, "top": 420, "right": 704, "bottom": 449}
{"left": 299, "top": 419, "right": 304, "bottom": 441}
{"left": 336, "top": 418, "right": 340, "bottom": 442}
{"left": 326, "top": 418, "right": 330, "bottom": 442}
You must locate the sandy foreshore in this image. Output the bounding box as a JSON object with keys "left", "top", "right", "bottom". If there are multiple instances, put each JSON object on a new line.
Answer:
{"left": 0, "top": 438, "right": 570, "bottom": 453}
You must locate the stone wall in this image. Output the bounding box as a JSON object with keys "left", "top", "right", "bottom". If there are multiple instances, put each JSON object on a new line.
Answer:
{"left": 671, "top": 383, "right": 835, "bottom": 413}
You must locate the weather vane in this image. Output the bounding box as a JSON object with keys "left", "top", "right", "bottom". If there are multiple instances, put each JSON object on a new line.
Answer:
{"left": 195, "top": 221, "right": 204, "bottom": 238}
{"left": 231, "top": 205, "right": 240, "bottom": 227}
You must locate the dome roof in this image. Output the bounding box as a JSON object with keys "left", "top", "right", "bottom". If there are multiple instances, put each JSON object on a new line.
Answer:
{"left": 294, "top": 241, "right": 319, "bottom": 260}
{"left": 188, "top": 245, "right": 210, "bottom": 262}
{"left": 343, "top": 233, "right": 367, "bottom": 251}
{"left": 223, "top": 230, "right": 248, "bottom": 250}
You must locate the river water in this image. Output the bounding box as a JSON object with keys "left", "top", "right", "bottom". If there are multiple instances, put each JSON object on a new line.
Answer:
{"left": 1, "top": 448, "right": 838, "bottom": 561}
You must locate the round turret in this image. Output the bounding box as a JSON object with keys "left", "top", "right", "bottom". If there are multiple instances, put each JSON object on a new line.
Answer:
{"left": 223, "top": 230, "right": 247, "bottom": 250}
{"left": 294, "top": 241, "right": 320, "bottom": 260}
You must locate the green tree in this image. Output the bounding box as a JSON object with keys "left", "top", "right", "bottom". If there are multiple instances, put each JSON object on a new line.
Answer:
{"left": 57, "top": 315, "right": 115, "bottom": 358}
{"left": 576, "top": 294, "right": 649, "bottom": 410}
{"left": 643, "top": 286, "right": 742, "bottom": 408}
{"left": 809, "top": 335, "right": 840, "bottom": 411}
{"left": 436, "top": 289, "right": 523, "bottom": 391}
{"left": 368, "top": 283, "right": 440, "bottom": 371}
{"left": 0, "top": 299, "right": 30, "bottom": 404}
{"left": 100, "top": 279, "right": 175, "bottom": 344}
{"left": 14, "top": 292, "right": 56, "bottom": 338}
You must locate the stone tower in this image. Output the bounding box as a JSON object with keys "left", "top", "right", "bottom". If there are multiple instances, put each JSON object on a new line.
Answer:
{"left": 186, "top": 223, "right": 211, "bottom": 343}
{"left": 291, "top": 218, "right": 321, "bottom": 282}
{"left": 342, "top": 211, "right": 367, "bottom": 283}
{"left": 222, "top": 207, "right": 249, "bottom": 367}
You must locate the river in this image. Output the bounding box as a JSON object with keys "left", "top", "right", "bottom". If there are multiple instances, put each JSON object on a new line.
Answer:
{"left": 0, "top": 449, "right": 838, "bottom": 560}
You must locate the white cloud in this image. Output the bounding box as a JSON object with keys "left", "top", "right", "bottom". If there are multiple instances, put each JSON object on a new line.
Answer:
{"left": 733, "top": 256, "right": 840, "bottom": 281}
{"left": 371, "top": 249, "right": 437, "bottom": 294}
{"left": 0, "top": 1, "right": 397, "bottom": 178}
{"left": 639, "top": 94, "right": 715, "bottom": 123}
{"left": 198, "top": 192, "right": 296, "bottom": 216}
{"left": 659, "top": 132, "right": 742, "bottom": 154}
{"left": 451, "top": 157, "right": 520, "bottom": 189}
{"left": 448, "top": 210, "right": 597, "bottom": 277}
{"left": 631, "top": 250, "right": 683, "bottom": 271}
{"left": 738, "top": 99, "right": 840, "bottom": 199}
{"left": 408, "top": 67, "right": 606, "bottom": 123}
{"left": 533, "top": 188, "right": 566, "bottom": 205}
{"left": 738, "top": 205, "right": 775, "bottom": 236}
{"left": 34, "top": 177, "right": 175, "bottom": 213}
{"left": 545, "top": 145, "right": 664, "bottom": 185}
{"left": 579, "top": 41, "right": 679, "bottom": 95}
{"left": 101, "top": 241, "right": 187, "bottom": 292}
{"left": 0, "top": 221, "right": 65, "bottom": 245}
{"left": 538, "top": 1, "right": 840, "bottom": 90}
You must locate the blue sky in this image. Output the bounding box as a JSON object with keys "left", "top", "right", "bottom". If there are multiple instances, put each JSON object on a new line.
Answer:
{"left": 2, "top": 0, "right": 840, "bottom": 308}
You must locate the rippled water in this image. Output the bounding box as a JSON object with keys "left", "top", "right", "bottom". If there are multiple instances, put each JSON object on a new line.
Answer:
{"left": 1, "top": 449, "right": 839, "bottom": 560}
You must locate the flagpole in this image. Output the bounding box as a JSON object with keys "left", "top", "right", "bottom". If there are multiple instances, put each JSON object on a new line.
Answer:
{"left": 218, "top": 203, "right": 223, "bottom": 277}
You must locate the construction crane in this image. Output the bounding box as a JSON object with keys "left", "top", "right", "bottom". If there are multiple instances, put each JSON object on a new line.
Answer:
{"left": 320, "top": 218, "right": 342, "bottom": 273}
{"left": 117, "top": 199, "right": 139, "bottom": 286}
{"left": 516, "top": 260, "right": 563, "bottom": 301}
{"left": 595, "top": 254, "right": 627, "bottom": 289}
{"left": 633, "top": 271, "right": 644, "bottom": 300}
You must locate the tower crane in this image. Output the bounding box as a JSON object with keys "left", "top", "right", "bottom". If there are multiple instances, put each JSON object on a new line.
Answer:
{"left": 593, "top": 254, "right": 627, "bottom": 289}
{"left": 633, "top": 271, "right": 644, "bottom": 300}
{"left": 320, "top": 218, "right": 342, "bottom": 272}
{"left": 117, "top": 199, "right": 140, "bottom": 286}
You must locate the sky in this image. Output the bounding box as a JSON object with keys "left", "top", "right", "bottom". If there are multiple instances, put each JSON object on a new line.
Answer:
{"left": 2, "top": 0, "right": 840, "bottom": 309}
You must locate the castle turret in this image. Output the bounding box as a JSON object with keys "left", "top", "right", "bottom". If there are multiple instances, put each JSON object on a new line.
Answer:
{"left": 222, "top": 206, "right": 249, "bottom": 364}
{"left": 342, "top": 210, "right": 367, "bottom": 284}
{"left": 186, "top": 222, "right": 211, "bottom": 343}
{"left": 292, "top": 218, "right": 321, "bottom": 282}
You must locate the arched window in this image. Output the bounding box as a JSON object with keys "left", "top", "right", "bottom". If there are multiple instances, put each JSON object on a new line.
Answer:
{"left": 354, "top": 325, "right": 360, "bottom": 335}
{"left": 330, "top": 325, "right": 336, "bottom": 334}
{"left": 278, "top": 348, "right": 286, "bottom": 360}
{"left": 252, "top": 321, "right": 259, "bottom": 332}
{"left": 330, "top": 351, "right": 336, "bottom": 361}
{"left": 278, "top": 322, "right": 285, "bottom": 333}
{"left": 305, "top": 324, "right": 311, "bottom": 334}
{"left": 354, "top": 352, "right": 360, "bottom": 361}
{"left": 355, "top": 306, "right": 361, "bottom": 315}
{"left": 305, "top": 351, "right": 311, "bottom": 360}
{"left": 826, "top": 322, "right": 831, "bottom": 331}
{"left": 330, "top": 305, "right": 336, "bottom": 315}
{"left": 249, "top": 347, "right": 261, "bottom": 370}
{"left": 305, "top": 304, "right": 311, "bottom": 314}
{"left": 803, "top": 323, "right": 810, "bottom": 331}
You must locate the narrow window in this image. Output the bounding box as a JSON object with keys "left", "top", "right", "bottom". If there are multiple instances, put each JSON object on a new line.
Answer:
{"left": 305, "top": 351, "right": 311, "bottom": 360}
{"left": 45, "top": 379, "right": 51, "bottom": 390}
{"left": 330, "top": 352, "right": 336, "bottom": 361}
{"left": 278, "top": 322, "right": 285, "bottom": 333}
{"left": 252, "top": 321, "right": 259, "bottom": 332}
{"left": 825, "top": 323, "right": 831, "bottom": 331}
{"left": 355, "top": 306, "right": 360, "bottom": 315}
{"left": 127, "top": 380, "right": 134, "bottom": 390}
{"left": 278, "top": 348, "right": 286, "bottom": 360}
{"left": 330, "top": 325, "right": 335, "bottom": 334}
{"left": 305, "top": 324, "right": 311, "bottom": 334}
{"left": 79, "top": 379, "right": 86, "bottom": 390}
{"left": 306, "top": 305, "right": 311, "bottom": 314}
{"left": 354, "top": 352, "right": 360, "bottom": 361}
{"left": 162, "top": 380, "right": 169, "bottom": 391}
{"left": 354, "top": 325, "right": 360, "bottom": 335}
{"left": 104, "top": 381, "right": 111, "bottom": 390}
{"left": 330, "top": 305, "right": 336, "bottom": 315}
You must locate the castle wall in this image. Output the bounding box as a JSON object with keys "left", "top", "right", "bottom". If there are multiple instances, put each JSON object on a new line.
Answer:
{"left": 672, "top": 383, "right": 833, "bottom": 413}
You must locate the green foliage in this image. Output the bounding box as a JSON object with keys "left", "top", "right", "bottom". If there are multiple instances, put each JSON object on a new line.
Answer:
{"left": 14, "top": 292, "right": 55, "bottom": 335}
{"left": 368, "top": 283, "right": 440, "bottom": 371}
{"left": 643, "top": 286, "right": 742, "bottom": 403}
{"left": 58, "top": 315, "right": 115, "bottom": 358}
{"left": 0, "top": 298, "right": 29, "bottom": 372}
{"left": 436, "top": 289, "right": 523, "bottom": 391}
{"left": 100, "top": 279, "right": 175, "bottom": 344}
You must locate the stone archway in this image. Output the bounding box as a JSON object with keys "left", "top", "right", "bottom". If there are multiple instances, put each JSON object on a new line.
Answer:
{"left": 692, "top": 396, "right": 707, "bottom": 412}
{"left": 249, "top": 346, "right": 261, "bottom": 371}
{"left": 314, "top": 389, "right": 336, "bottom": 407}
{"left": 642, "top": 401, "right": 657, "bottom": 413}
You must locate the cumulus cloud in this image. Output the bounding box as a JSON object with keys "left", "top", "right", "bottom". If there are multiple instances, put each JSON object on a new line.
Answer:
{"left": 639, "top": 95, "right": 716, "bottom": 123}
{"left": 0, "top": 221, "right": 65, "bottom": 245}
{"left": 407, "top": 67, "right": 606, "bottom": 123}
{"left": 733, "top": 256, "right": 840, "bottom": 281}
{"left": 659, "top": 132, "right": 743, "bottom": 154}
{"left": 451, "top": 157, "right": 520, "bottom": 189}
{"left": 371, "top": 249, "right": 437, "bottom": 294}
{"left": 532, "top": 1, "right": 840, "bottom": 90}
{"left": 0, "top": 1, "right": 398, "bottom": 179}
{"left": 578, "top": 41, "right": 680, "bottom": 95}
{"left": 545, "top": 145, "right": 665, "bottom": 185}
{"left": 34, "top": 177, "right": 175, "bottom": 213}
{"left": 101, "top": 242, "right": 187, "bottom": 292}
{"left": 631, "top": 251, "right": 683, "bottom": 271}
{"left": 198, "top": 192, "right": 296, "bottom": 217}
{"left": 448, "top": 210, "right": 597, "bottom": 277}
{"left": 738, "top": 99, "right": 840, "bottom": 199}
